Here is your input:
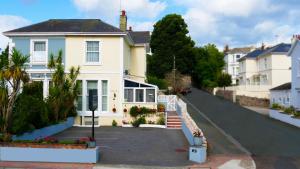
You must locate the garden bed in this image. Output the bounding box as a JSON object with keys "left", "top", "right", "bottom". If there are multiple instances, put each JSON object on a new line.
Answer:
{"left": 269, "top": 109, "right": 300, "bottom": 128}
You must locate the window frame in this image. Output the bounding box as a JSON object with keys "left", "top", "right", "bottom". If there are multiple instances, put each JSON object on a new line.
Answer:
{"left": 85, "top": 40, "right": 101, "bottom": 65}
{"left": 30, "top": 39, "right": 48, "bottom": 65}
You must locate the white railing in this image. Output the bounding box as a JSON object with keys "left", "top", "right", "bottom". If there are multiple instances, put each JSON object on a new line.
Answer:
{"left": 158, "top": 95, "right": 177, "bottom": 111}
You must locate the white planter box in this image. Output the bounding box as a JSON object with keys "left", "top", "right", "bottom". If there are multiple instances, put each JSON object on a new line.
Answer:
{"left": 122, "top": 124, "right": 133, "bottom": 127}
{"left": 0, "top": 146, "right": 100, "bottom": 163}
{"left": 269, "top": 109, "right": 300, "bottom": 128}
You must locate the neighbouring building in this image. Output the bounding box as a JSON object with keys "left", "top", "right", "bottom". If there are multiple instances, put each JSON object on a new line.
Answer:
{"left": 288, "top": 35, "right": 300, "bottom": 109}
{"left": 270, "top": 82, "right": 291, "bottom": 107}
{"left": 3, "top": 10, "right": 158, "bottom": 126}
{"left": 238, "top": 43, "right": 291, "bottom": 87}
{"left": 223, "top": 46, "right": 254, "bottom": 84}
{"left": 238, "top": 48, "right": 265, "bottom": 86}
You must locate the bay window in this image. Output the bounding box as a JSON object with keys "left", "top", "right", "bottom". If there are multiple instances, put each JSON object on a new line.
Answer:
{"left": 76, "top": 80, "right": 83, "bottom": 111}
{"left": 124, "top": 79, "right": 156, "bottom": 103}
{"left": 135, "top": 89, "right": 144, "bottom": 102}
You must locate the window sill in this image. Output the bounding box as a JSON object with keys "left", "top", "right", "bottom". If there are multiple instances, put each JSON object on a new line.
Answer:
{"left": 29, "top": 62, "right": 47, "bottom": 65}
{"left": 123, "top": 102, "right": 156, "bottom": 104}
{"left": 84, "top": 62, "right": 102, "bottom": 66}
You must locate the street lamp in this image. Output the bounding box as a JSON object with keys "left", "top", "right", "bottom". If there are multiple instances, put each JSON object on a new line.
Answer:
{"left": 88, "top": 89, "right": 98, "bottom": 139}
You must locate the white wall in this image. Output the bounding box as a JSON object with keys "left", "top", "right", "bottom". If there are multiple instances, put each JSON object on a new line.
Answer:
{"left": 270, "top": 90, "right": 291, "bottom": 107}
{"left": 291, "top": 41, "right": 300, "bottom": 108}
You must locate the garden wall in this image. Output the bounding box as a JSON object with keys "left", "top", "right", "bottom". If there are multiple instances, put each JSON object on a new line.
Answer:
{"left": 0, "top": 146, "right": 99, "bottom": 163}
{"left": 215, "top": 90, "right": 234, "bottom": 102}
{"left": 236, "top": 95, "right": 269, "bottom": 108}
{"left": 176, "top": 98, "right": 207, "bottom": 163}
{"left": 12, "top": 117, "right": 74, "bottom": 141}
{"left": 269, "top": 109, "right": 300, "bottom": 127}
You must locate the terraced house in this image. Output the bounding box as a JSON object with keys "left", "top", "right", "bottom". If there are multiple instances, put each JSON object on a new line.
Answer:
{"left": 3, "top": 11, "right": 157, "bottom": 126}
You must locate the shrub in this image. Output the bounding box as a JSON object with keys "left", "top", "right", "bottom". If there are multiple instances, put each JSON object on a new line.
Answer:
{"left": 156, "top": 115, "right": 165, "bottom": 125}
{"left": 148, "top": 120, "right": 155, "bottom": 124}
{"left": 59, "top": 140, "right": 76, "bottom": 144}
{"left": 132, "top": 116, "right": 146, "bottom": 127}
{"left": 130, "top": 106, "right": 140, "bottom": 118}
{"left": 271, "top": 103, "right": 283, "bottom": 110}
{"left": 11, "top": 82, "right": 48, "bottom": 135}
{"left": 293, "top": 111, "right": 300, "bottom": 118}
{"left": 283, "top": 106, "right": 295, "bottom": 115}
{"left": 147, "top": 76, "right": 167, "bottom": 89}
{"left": 112, "top": 120, "right": 118, "bottom": 127}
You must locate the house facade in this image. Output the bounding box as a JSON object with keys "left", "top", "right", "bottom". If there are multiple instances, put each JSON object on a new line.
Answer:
{"left": 3, "top": 11, "right": 157, "bottom": 126}
{"left": 223, "top": 47, "right": 253, "bottom": 84}
{"left": 238, "top": 43, "right": 291, "bottom": 87}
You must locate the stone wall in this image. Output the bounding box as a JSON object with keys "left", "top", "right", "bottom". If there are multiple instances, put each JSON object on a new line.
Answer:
{"left": 216, "top": 90, "right": 234, "bottom": 102}
{"left": 236, "top": 95, "right": 270, "bottom": 108}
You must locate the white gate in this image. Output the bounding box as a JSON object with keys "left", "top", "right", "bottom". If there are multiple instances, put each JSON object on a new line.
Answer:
{"left": 157, "top": 95, "right": 177, "bottom": 111}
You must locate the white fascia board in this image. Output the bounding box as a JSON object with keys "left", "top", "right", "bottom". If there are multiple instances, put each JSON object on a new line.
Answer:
{"left": 3, "top": 32, "right": 127, "bottom": 36}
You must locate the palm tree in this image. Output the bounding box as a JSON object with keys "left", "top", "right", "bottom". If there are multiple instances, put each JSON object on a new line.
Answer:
{"left": 47, "top": 50, "right": 80, "bottom": 121}
{"left": 0, "top": 47, "right": 29, "bottom": 136}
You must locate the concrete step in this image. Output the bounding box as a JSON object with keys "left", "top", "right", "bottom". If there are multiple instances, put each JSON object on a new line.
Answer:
{"left": 167, "top": 122, "right": 182, "bottom": 125}
{"left": 167, "top": 119, "right": 181, "bottom": 122}
{"left": 167, "top": 125, "right": 182, "bottom": 129}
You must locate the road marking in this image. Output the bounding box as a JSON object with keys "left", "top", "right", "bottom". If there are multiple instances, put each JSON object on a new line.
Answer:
{"left": 181, "top": 96, "right": 252, "bottom": 156}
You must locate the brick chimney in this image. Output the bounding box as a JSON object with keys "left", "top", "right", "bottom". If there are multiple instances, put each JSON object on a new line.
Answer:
{"left": 223, "top": 44, "right": 229, "bottom": 53}
{"left": 292, "top": 35, "right": 300, "bottom": 44}
{"left": 261, "top": 43, "right": 265, "bottom": 50}
{"left": 119, "top": 10, "right": 127, "bottom": 31}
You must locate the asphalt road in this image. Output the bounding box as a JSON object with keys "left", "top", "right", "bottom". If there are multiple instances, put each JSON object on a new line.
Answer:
{"left": 183, "top": 88, "right": 300, "bottom": 169}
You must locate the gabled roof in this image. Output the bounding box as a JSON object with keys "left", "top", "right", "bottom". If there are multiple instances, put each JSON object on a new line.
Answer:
{"left": 260, "top": 43, "right": 291, "bottom": 57}
{"left": 270, "top": 82, "right": 291, "bottom": 91}
{"left": 4, "top": 19, "right": 123, "bottom": 34}
{"left": 128, "top": 31, "right": 150, "bottom": 44}
{"left": 238, "top": 49, "right": 265, "bottom": 61}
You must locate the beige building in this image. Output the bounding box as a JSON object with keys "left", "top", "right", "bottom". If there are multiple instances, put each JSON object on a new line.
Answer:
{"left": 4, "top": 11, "right": 157, "bottom": 126}
{"left": 235, "top": 43, "right": 291, "bottom": 98}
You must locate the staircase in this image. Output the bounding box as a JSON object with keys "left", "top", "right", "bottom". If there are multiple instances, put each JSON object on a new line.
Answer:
{"left": 167, "top": 111, "right": 182, "bottom": 129}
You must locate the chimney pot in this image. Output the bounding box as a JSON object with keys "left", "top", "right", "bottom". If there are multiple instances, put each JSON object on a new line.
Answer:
{"left": 121, "top": 10, "right": 126, "bottom": 16}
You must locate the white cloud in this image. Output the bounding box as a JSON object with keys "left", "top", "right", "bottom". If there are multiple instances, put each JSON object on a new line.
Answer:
{"left": 72, "top": 0, "right": 166, "bottom": 21}
{"left": 0, "top": 15, "right": 31, "bottom": 50}
{"left": 127, "top": 20, "right": 154, "bottom": 31}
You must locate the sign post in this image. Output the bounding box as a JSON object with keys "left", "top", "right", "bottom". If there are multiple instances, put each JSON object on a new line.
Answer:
{"left": 88, "top": 89, "right": 98, "bottom": 139}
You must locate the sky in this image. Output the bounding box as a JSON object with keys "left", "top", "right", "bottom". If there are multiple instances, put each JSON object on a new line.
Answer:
{"left": 0, "top": 0, "right": 300, "bottom": 50}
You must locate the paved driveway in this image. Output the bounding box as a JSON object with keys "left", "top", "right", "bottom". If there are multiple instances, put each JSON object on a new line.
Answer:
{"left": 53, "top": 127, "right": 193, "bottom": 167}
{"left": 183, "top": 88, "right": 300, "bottom": 169}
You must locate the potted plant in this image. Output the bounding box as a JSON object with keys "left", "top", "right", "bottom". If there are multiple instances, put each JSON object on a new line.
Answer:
{"left": 157, "top": 104, "right": 165, "bottom": 112}
{"left": 193, "top": 130, "right": 203, "bottom": 146}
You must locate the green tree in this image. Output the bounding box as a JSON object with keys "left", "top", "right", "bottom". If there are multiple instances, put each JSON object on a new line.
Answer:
{"left": 0, "top": 47, "right": 29, "bottom": 137}
{"left": 148, "top": 14, "right": 196, "bottom": 78}
{"left": 193, "top": 44, "right": 225, "bottom": 88}
{"left": 47, "top": 50, "right": 80, "bottom": 122}
{"left": 217, "top": 73, "right": 232, "bottom": 91}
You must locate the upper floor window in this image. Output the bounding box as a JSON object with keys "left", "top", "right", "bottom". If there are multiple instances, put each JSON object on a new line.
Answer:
{"left": 236, "top": 55, "right": 240, "bottom": 59}
{"left": 31, "top": 39, "right": 48, "bottom": 64}
{"left": 86, "top": 41, "right": 100, "bottom": 63}
{"left": 264, "top": 58, "right": 267, "bottom": 69}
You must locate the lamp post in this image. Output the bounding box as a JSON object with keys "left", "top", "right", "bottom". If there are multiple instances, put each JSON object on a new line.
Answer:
{"left": 88, "top": 89, "right": 98, "bottom": 139}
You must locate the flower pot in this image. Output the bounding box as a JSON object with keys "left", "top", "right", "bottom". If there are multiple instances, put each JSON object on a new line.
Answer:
{"left": 88, "top": 141, "right": 96, "bottom": 148}
{"left": 193, "top": 137, "right": 203, "bottom": 146}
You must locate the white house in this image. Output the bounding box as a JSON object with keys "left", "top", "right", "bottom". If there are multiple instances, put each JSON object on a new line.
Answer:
{"left": 224, "top": 47, "right": 253, "bottom": 84}
{"left": 288, "top": 35, "right": 300, "bottom": 109}
{"left": 3, "top": 11, "right": 158, "bottom": 126}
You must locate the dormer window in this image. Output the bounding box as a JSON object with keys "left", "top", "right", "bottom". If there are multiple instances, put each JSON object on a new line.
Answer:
{"left": 30, "top": 39, "right": 48, "bottom": 64}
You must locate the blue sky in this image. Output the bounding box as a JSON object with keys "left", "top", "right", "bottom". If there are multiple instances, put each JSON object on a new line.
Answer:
{"left": 1, "top": 0, "right": 300, "bottom": 50}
